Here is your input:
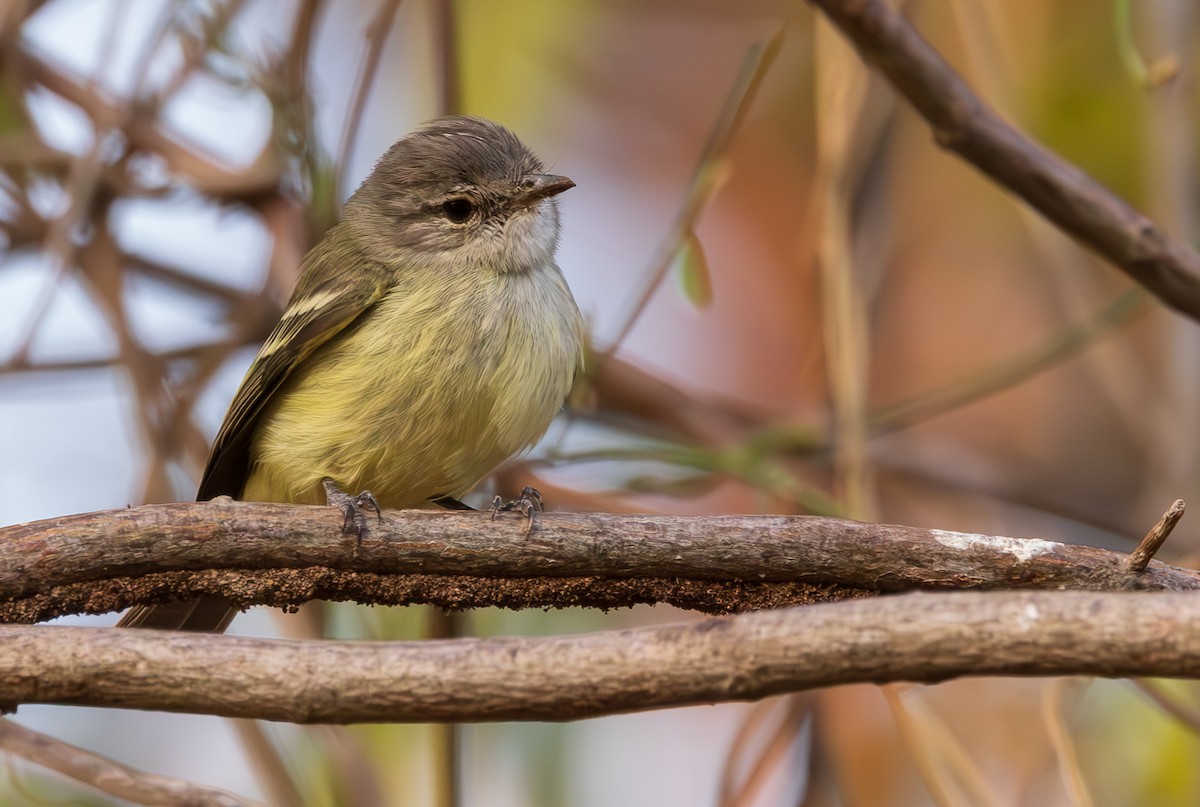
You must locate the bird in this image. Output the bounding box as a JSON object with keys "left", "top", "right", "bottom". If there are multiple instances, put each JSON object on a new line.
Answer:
{"left": 119, "top": 115, "right": 584, "bottom": 631}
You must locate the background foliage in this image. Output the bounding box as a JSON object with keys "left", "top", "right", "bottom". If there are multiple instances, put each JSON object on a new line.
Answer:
{"left": 2, "top": 0, "right": 1199, "bottom": 805}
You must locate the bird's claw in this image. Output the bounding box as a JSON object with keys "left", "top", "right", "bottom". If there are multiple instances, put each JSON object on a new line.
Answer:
{"left": 490, "top": 486, "right": 544, "bottom": 534}
{"left": 322, "top": 478, "right": 381, "bottom": 546}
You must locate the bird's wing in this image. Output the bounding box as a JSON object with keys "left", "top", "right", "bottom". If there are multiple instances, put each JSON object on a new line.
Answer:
{"left": 197, "top": 244, "right": 390, "bottom": 500}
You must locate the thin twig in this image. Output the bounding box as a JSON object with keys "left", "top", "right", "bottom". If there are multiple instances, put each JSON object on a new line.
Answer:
{"left": 435, "top": 0, "right": 458, "bottom": 116}
{"left": 872, "top": 288, "right": 1151, "bottom": 435}
{"left": 1129, "top": 679, "right": 1200, "bottom": 736}
{"left": 18, "top": 46, "right": 283, "bottom": 196}
{"left": 1127, "top": 498, "right": 1185, "bottom": 572}
{"left": 150, "top": 0, "right": 252, "bottom": 107}
{"left": 885, "top": 685, "right": 1007, "bottom": 807}
{"left": 1040, "top": 679, "right": 1095, "bottom": 807}
{"left": 335, "top": 0, "right": 402, "bottom": 192}
{"left": 0, "top": 718, "right": 262, "bottom": 806}
{"left": 882, "top": 687, "right": 970, "bottom": 807}
{"left": 285, "top": 0, "right": 322, "bottom": 89}
{"left": 603, "top": 26, "right": 783, "bottom": 356}
{"left": 718, "top": 696, "right": 811, "bottom": 807}
{"left": 813, "top": 16, "right": 875, "bottom": 518}
{"left": 231, "top": 720, "right": 306, "bottom": 807}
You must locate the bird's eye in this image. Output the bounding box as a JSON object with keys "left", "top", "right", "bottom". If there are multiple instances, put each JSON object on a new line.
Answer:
{"left": 441, "top": 198, "right": 475, "bottom": 223}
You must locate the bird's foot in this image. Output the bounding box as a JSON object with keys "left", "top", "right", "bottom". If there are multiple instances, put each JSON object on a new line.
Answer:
{"left": 490, "top": 486, "right": 544, "bottom": 534}
{"left": 322, "top": 478, "right": 381, "bottom": 545}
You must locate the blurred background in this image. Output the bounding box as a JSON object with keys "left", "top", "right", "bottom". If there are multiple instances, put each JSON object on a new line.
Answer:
{"left": 2, "top": 0, "right": 1200, "bottom": 805}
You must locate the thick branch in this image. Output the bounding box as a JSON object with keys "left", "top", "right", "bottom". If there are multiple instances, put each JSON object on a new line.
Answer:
{"left": 807, "top": 0, "right": 1200, "bottom": 322}
{"left": 1, "top": 501, "right": 1196, "bottom": 622}
{"left": 4, "top": 591, "right": 1200, "bottom": 722}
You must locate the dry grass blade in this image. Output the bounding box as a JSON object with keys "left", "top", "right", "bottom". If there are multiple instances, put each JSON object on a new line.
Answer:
{"left": 871, "top": 288, "right": 1150, "bottom": 434}
{"left": 1040, "top": 679, "right": 1095, "bottom": 807}
{"left": 884, "top": 685, "right": 1006, "bottom": 807}
{"left": 604, "top": 24, "right": 784, "bottom": 355}
{"left": 813, "top": 15, "right": 878, "bottom": 519}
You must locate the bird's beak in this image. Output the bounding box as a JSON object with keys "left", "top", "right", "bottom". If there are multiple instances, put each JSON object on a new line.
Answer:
{"left": 517, "top": 174, "right": 575, "bottom": 206}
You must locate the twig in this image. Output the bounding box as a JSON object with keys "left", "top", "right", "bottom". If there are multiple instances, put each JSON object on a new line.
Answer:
{"left": 7, "top": 591, "right": 1200, "bottom": 722}
{"left": 1128, "top": 679, "right": 1200, "bottom": 736}
{"left": 603, "top": 27, "right": 783, "bottom": 355}
{"left": 0, "top": 718, "right": 262, "bottom": 806}
{"left": 1040, "top": 679, "right": 1095, "bottom": 807}
{"left": 584, "top": 353, "right": 760, "bottom": 445}
{"left": 871, "top": 288, "right": 1150, "bottom": 435}
{"left": 284, "top": 0, "right": 322, "bottom": 91}
{"left": 882, "top": 687, "right": 971, "bottom": 807}
{"left": 335, "top": 0, "right": 401, "bottom": 189}
{"left": 807, "top": 0, "right": 1200, "bottom": 323}
{"left": 570, "top": 285, "right": 1150, "bottom": 479}
{"left": 435, "top": 0, "right": 458, "bottom": 115}
{"left": 0, "top": 340, "right": 240, "bottom": 376}
{"left": 813, "top": 17, "right": 876, "bottom": 518}
{"left": 231, "top": 720, "right": 306, "bottom": 807}
{"left": 17, "top": 46, "right": 283, "bottom": 197}
{"left": 887, "top": 684, "right": 1013, "bottom": 807}
{"left": 1128, "top": 677, "right": 1200, "bottom": 734}
{"left": 123, "top": 251, "right": 260, "bottom": 303}
{"left": 307, "top": 725, "right": 388, "bottom": 807}
{"left": 1127, "top": 499, "right": 1185, "bottom": 572}
{"left": 718, "top": 696, "right": 811, "bottom": 807}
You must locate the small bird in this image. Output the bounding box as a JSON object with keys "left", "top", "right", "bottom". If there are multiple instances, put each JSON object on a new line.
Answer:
{"left": 120, "top": 116, "right": 584, "bottom": 631}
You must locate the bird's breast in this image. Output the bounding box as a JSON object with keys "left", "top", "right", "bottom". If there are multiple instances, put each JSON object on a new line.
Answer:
{"left": 244, "top": 263, "right": 582, "bottom": 508}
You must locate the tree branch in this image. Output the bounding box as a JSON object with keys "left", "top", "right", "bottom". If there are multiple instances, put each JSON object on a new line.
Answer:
{"left": 0, "top": 718, "right": 262, "bottom": 806}
{"left": 1, "top": 500, "right": 1195, "bottom": 623}
{"left": 4, "top": 591, "right": 1200, "bottom": 722}
{"left": 16, "top": 43, "right": 283, "bottom": 199}
{"left": 807, "top": 0, "right": 1200, "bottom": 323}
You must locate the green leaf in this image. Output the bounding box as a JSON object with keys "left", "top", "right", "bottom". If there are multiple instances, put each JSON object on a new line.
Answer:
{"left": 675, "top": 230, "right": 713, "bottom": 308}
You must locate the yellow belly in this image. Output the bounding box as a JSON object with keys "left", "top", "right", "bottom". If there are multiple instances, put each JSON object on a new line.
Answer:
{"left": 242, "top": 267, "right": 582, "bottom": 507}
